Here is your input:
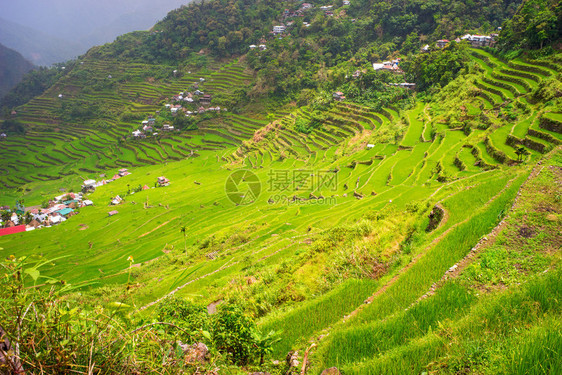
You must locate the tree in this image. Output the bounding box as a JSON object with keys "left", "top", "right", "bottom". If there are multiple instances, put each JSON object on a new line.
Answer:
{"left": 515, "top": 146, "right": 529, "bottom": 161}
{"left": 252, "top": 329, "right": 281, "bottom": 365}
{"left": 211, "top": 304, "right": 256, "bottom": 366}
{"left": 180, "top": 225, "right": 187, "bottom": 252}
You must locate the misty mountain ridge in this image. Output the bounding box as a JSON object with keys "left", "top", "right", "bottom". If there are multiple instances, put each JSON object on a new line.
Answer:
{"left": 0, "top": 0, "right": 192, "bottom": 65}
{"left": 0, "top": 42, "right": 34, "bottom": 98}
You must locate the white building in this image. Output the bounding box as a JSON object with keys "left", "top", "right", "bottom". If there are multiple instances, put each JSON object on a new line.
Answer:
{"left": 273, "top": 25, "right": 286, "bottom": 34}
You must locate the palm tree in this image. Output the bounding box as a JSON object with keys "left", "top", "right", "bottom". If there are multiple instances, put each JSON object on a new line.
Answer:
{"left": 180, "top": 225, "right": 187, "bottom": 252}
{"left": 515, "top": 146, "right": 529, "bottom": 162}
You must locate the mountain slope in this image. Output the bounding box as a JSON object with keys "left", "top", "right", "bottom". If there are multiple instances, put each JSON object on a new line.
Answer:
{"left": 0, "top": 17, "right": 83, "bottom": 66}
{"left": 0, "top": 42, "right": 34, "bottom": 98}
{"left": 0, "top": 0, "right": 560, "bottom": 373}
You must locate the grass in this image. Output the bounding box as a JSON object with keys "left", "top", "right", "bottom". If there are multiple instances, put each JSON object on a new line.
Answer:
{"left": 318, "top": 282, "right": 475, "bottom": 368}
{"left": 259, "top": 278, "right": 378, "bottom": 357}
{"left": 0, "top": 47, "right": 561, "bottom": 374}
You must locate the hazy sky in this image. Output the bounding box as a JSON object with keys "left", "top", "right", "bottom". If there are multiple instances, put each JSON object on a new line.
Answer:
{"left": 0, "top": 0, "right": 189, "bottom": 44}
{"left": 0, "top": 0, "right": 191, "bottom": 64}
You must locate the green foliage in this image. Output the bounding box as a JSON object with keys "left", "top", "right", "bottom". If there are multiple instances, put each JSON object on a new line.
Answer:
{"left": 498, "top": 0, "right": 562, "bottom": 51}
{"left": 157, "top": 296, "right": 209, "bottom": 340}
{"left": 57, "top": 99, "right": 102, "bottom": 123}
{"left": 532, "top": 75, "right": 562, "bottom": 101}
{"left": 402, "top": 41, "right": 470, "bottom": 91}
{"left": 0, "top": 256, "right": 280, "bottom": 373}
{"left": 0, "top": 118, "right": 26, "bottom": 134}
{"left": 0, "top": 65, "right": 68, "bottom": 110}
{"left": 210, "top": 304, "right": 257, "bottom": 366}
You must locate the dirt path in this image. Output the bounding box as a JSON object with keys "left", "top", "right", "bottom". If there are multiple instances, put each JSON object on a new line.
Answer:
{"left": 139, "top": 216, "right": 179, "bottom": 238}
{"left": 308, "top": 172, "right": 520, "bottom": 347}
{"left": 139, "top": 258, "right": 240, "bottom": 311}
{"left": 139, "top": 237, "right": 300, "bottom": 312}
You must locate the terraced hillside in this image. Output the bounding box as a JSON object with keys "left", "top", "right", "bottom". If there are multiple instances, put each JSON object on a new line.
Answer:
{"left": 0, "top": 47, "right": 561, "bottom": 374}
{"left": 0, "top": 57, "right": 259, "bottom": 203}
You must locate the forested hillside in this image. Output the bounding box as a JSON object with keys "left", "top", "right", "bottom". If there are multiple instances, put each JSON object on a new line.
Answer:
{"left": 0, "top": 43, "right": 34, "bottom": 99}
{"left": 0, "top": 0, "right": 560, "bottom": 374}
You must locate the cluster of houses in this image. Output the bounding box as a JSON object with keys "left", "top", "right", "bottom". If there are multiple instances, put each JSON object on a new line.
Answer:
{"left": 251, "top": 1, "right": 351, "bottom": 48}
{"left": 424, "top": 33, "right": 499, "bottom": 51}
{"left": 82, "top": 168, "right": 131, "bottom": 192}
{"left": 249, "top": 44, "right": 268, "bottom": 51}
{"left": 130, "top": 86, "right": 228, "bottom": 138}
{"left": 333, "top": 92, "right": 346, "bottom": 101}
{"left": 280, "top": 3, "right": 314, "bottom": 19}
{"left": 0, "top": 192, "right": 94, "bottom": 236}
{"left": 109, "top": 175, "right": 170, "bottom": 209}
{"left": 373, "top": 58, "right": 403, "bottom": 73}
{"left": 0, "top": 167, "right": 138, "bottom": 236}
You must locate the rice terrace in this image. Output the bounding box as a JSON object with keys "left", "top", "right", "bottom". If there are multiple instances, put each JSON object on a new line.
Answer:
{"left": 0, "top": 0, "right": 561, "bottom": 374}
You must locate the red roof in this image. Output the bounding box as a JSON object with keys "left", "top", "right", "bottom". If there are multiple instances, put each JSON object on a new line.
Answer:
{"left": 0, "top": 225, "right": 26, "bottom": 237}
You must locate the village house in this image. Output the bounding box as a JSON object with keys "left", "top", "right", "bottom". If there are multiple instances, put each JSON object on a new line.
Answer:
{"left": 108, "top": 210, "right": 119, "bottom": 217}
{"left": 27, "top": 219, "right": 41, "bottom": 230}
{"left": 200, "top": 94, "right": 212, "bottom": 105}
{"left": 162, "top": 124, "right": 175, "bottom": 131}
{"left": 259, "top": 44, "right": 267, "bottom": 51}
{"left": 333, "top": 92, "right": 346, "bottom": 101}
{"left": 111, "top": 195, "right": 123, "bottom": 205}
{"left": 249, "top": 44, "right": 257, "bottom": 49}
{"left": 273, "top": 25, "right": 286, "bottom": 35}
{"left": 436, "top": 39, "right": 449, "bottom": 48}
{"left": 132, "top": 130, "right": 145, "bottom": 138}
{"left": 56, "top": 207, "right": 74, "bottom": 218}
{"left": 373, "top": 59, "right": 403, "bottom": 73}
{"left": 461, "top": 34, "right": 494, "bottom": 47}
{"left": 343, "top": 0, "right": 350, "bottom": 5}
{"left": 184, "top": 92, "right": 194, "bottom": 102}
{"left": 301, "top": 3, "right": 313, "bottom": 10}
{"left": 82, "top": 179, "right": 97, "bottom": 192}
{"left": 118, "top": 169, "right": 130, "bottom": 178}
{"left": 0, "top": 225, "right": 26, "bottom": 237}
{"left": 389, "top": 82, "right": 417, "bottom": 89}
{"left": 157, "top": 176, "right": 170, "bottom": 187}
{"left": 0, "top": 133, "right": 7, "bottom": 139}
